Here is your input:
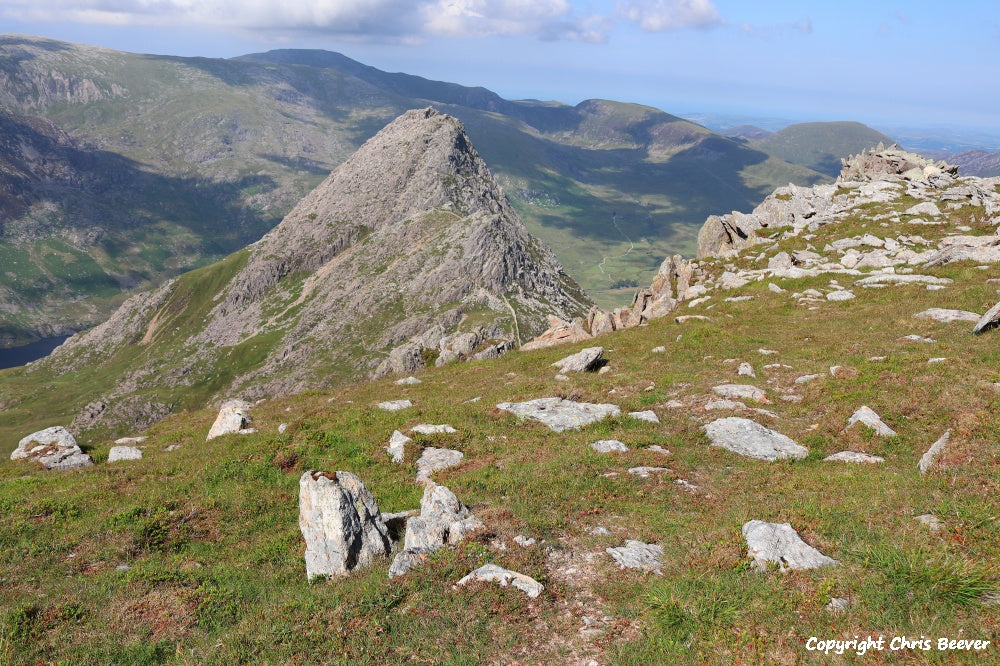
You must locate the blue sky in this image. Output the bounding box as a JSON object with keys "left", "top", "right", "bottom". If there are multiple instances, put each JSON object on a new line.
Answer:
{"left": 2, "top": 0, "right": 998, "bottom": 133}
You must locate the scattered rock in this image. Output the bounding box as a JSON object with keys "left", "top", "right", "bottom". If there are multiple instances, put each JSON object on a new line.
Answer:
{"left": 973, "top": 301, "right": 1000, "bottom": 335}
{"left": 737, "top": 362, "right": 756, "bottom": 377}
{"left": 824, "top": 451, "right": 884, "bottom": 464}
{"left": 704, "top": 417, "right": 808, "bottom": 461}
{"left": 278, "top": 423, "right": 288, "bottom": 434}
{"left": 496, "top": 397, "right": 621, "bottom": 433}
{"left": 206, "top": 399, "right": 256, "bottom": 441}
{"left": 705, "top": 399, "right": 747, "bottom": 411}
{"left": 298, "top": 471, "right": 392, "bottom": 580}
{"left": 825, "top": 598, "right": 850, "bottom": 613}
{"left": 410, "top": 424, "right": 457, "bottom": 435}
{"left": 591, "top": 440, "right": 628, "bottom": 453}
{"left": 901, "top": 334, "right": 936, "bottom": 343}
{"left": 10, "top": 426, "right": 93, "bottom": 470}
{"left": 675, "top": 479, "right": 699, "bottom": 492}
{"left": 395, "top": 376, "right": 422, "bottom": 385}
{"left": 552, "top": 347, "right": 604, "bottom": 373}
{"left": 457, "top": 564, "right": 544, "bottom": 598}
{"left": 108, "top": 446, "right": 143, "bottom": 463}
{"left": 904, "top": 202, "right": 942, "bottom": 217}
{"left": 390, "top": 482, "right": 483, "bottom": 577}
{"left": 378, "top": 399, "right": 413, "bottom": 412}
{"left": 648, "top": 445, "right": 669, "bottom": 455}
{"left": 918, "top": 429, "right": 951, "bottom": 473}
{"left": 386, "top": 430, "right": 411, "bottom": 462}
{"left": 927, "top": 357, "right": 946, "bottom": 364}
{"left": 675, "top": 315, "right": 712, "bottom": 324}
{"left": 914, "top": 308, "right": 980, "bottom": 324}
{"left": 711, "top": 384, "right": 767, "bottom": 402}
{"left": 589, "top": 526, "right": 611, "bottom": 536}
{"left": 514, "top": 535, "right": 537, "bottom": 547}
{"left": 742, "top": 520, "right": 838, "bottom": 571}
{"left": 164, "top": 444, "right": 181, "bottom": 452}
{"left": 915, "top": 514, "right": 944, "bottom": 532}
{"left": 846, "top": 406, "right": 896, "bottom": 436}
{"left": 794, "top": 374, "right": 822, "bottom": 384}
{"left": 628, "top": 410, "right": 659, "bottom": 423}
{"left": 651, "top": 346, "right": 666, "bottom": 353}
{"left": 627, "top": 466, "right": 669, "bottom": 478}
{"left": 114, "top": 436, "right": 147, "bottom": 445}
{"left": 606, "top": 540, "right": 663, "bottom": 574}
{"left": 415, "top": 447, "right": 464, "bottom": 483}
{"left": 826, "top": 290, "right": 855, "bottom": 301}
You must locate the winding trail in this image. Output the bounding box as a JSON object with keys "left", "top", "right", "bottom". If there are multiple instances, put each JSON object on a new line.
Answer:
{"left": 597, "top": 213, "right": 636, "bottom": 280}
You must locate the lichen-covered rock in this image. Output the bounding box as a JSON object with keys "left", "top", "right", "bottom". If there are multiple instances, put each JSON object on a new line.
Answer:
{"left": 742, "top": 520, "right": 837, "bottom": 571}
{"left": 386, "top": 430, "right": 411, "bottom": 463}
{"left": 496, "top": 397, "right": 620, "bottom": 433}
{"left": 846, "top": 406, "right": 896, "bottom": 437}
{"left": 298, "top": 471, "right": 392, "bottom": 580}
{"left": 457, "top": 564, "right": 544, "bottom": 598}
{"left": 704, "top": 417, "right": 808, "bottom": 461}
{"left": 10, "top": 426, "right": 93, "bottom": 470}
{"left": 206, "top": 399, "right": 256, "bottom": 441}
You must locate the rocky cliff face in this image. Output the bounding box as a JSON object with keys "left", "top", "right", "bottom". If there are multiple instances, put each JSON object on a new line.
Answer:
{"left": 36, "top": 108, "right": 590, "bottom": 431}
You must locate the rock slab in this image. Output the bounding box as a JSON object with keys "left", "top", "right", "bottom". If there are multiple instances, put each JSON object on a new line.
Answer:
{"left": 496, "top": 398, "right": 621, "bottom": 433}
{"left": 206, "top": 399, "right": 256, "bottom": 441}
{"left": 918, "top": 429, "right": 951, "bottom": 473}
{"left": 457, "top": 564, "right": 544, "bottom": 598}
{"left": 386, "top": 430, "right": 411, "bottom": 463}
{"left": 299, "top": 471, "right": 392, "bottom": 580}
{"left": 742, "top": 520, "right": 838, "bottom": 571}
{"left": 108, "top": 446, "right": 143, "bottom": 463}
{"left": 703, "top": 417, "right": 808, "bottom": 461}
{"left": 552, "top": 347, "right": 604, "bottom": 373}
{"left": 10, "top": 426, "right": 94, "bottom": 470}
{"left": 415, "top": 447, "right": 464, "bottom": 483}
{"left": 606, "top": 540, "right": 663, "bottom": 574}
{"left": 846, "top": 406, "right": 896, "bottom": 436}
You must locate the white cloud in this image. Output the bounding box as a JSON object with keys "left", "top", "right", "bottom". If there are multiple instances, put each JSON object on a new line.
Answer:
{"left": 616, "top": 0, "right": 723, "bottom": 32}
{"left": 1, "top": 0, "right": 613, "bottom": 42}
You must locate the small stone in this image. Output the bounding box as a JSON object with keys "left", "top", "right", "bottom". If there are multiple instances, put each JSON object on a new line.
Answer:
{"left": 554, "top": 374, "right": 569, "bottom": 381}
{"left": 768, "top": 283, "right": 786, "bottom": 293}
{"left": 825, "top": 597, "right": 849, "bottom": 613}
{"left": 824, "top": 451, "right": 884, "bottom": 464}
{"left": 589, "top": 526, "right": 611, "bottom": 536}
{"left": 114, "top": 436, "right": 147, "bottom": 445}
{"left": 742, "top": 520, "right": 837, "bottom": 571}
{"left": 598, "top": 366, "right": 611, "bottom": 375}
{"left": 410, "top": 424, "right": 457, "bottom": 435}
{"left": 901, "top": 334, "right": 936, "bottom": 343}
{"left": 108, "top": 446, "right": 143, "bottom": 463}
{"left": 606, "top": 540, "right": 663, "bottom": 573}
{"left": 395, "top": 376, "right": 422, "bottom": 385}
{"left": 378, "top": 399, "right": 413, "bottom": 412}
{"left": 591, "top": 440, "right": 628, "bottom": 453}
{"left": 513, "top": 535, "right": 537, "bottom": 547}
{"left": 915, "top": 514, "right": 943, "bottom": 531}
{"left": 826, "top": 290, "right": 855, "bottom": 301}
{"left": 164, "top": 444, "right": 181, "bottom": 452}
{"left": 648, "top": 445, "right": 669, "bottom": 455}
{"left": 928, "top": 357, "right": 946, "bottom": 364}
{"left": 846, "top": 406, "right": 896, "bottom": 437}
{"left": 457, "top": 564, "right": 544, "bottom": 598}
{"left": 918, "top": 429, "right": 951, "bottom": 473}
{"left": 628, "top": 410, "right": 659, "bottom": 423}
{"left": 675, "top": 479, "right": 699, "bottom": 492}
{"left": 737, "top": 362, "right": 756, "bottom": 377}
{"left": 627, "top": 466, "right": 669, "bottom": 478}
{"left": 278, "top": 423, "right": 288, "bottom": 434}
{"left": 757, "top": 349, "right": 779, "bottom": 355}
{"left": 116, "top": 564, "right": 132, "bottom": 572}
{"left": 651, "top": 346, "right": 666, "bottom": 353}
{"left": 794, "top": 374, "right": 822, "bottom": 384}
{"left": 712, "top": 384, "right": 767, "bottom": 402}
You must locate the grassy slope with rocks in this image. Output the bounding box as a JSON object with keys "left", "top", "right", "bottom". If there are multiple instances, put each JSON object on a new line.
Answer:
{"left": 2, "top": 166, "right": 999, "bottom": 664}
{"left": 0, "top": 36, "right": 825, "bottom": 342}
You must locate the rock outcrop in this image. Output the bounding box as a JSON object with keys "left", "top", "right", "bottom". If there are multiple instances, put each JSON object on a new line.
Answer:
{"left": 389, "top": 482, "right": 482, "bottom": 577}
{"left": 298, "top": 471, "right": 392, "bottom": 580}
{"left": 34, "top": 107, "right": 591, "bottom": 433}
{"left": 10, "top": 426, "right": 93, "bottom": 470}
{"left": 742, "top": 521, "right": 838, "bottom": 571}
{"left": 206, "top": 400, "right": 256, "bottom": 441}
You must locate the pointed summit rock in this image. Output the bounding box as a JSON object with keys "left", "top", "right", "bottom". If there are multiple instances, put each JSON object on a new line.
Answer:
{"left": 38, "top": 107, "right": 590, "bottom": 432}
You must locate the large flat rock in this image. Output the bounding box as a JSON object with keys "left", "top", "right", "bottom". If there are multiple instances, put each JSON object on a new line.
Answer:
{"left": 496, "top": 397, "right": 621, "bottom": 433}
{"left": 703, "top": 417, "right": 808, "bottom": 461}
{"left": 742, "top": 520, "right": 838, "bottom": 571}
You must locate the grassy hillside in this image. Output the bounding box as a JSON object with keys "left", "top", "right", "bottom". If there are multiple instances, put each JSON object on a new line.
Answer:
{"left": 751, "top": 121, "right": 896, "bottom": 177}
{"left": 2, "top": 179, "right": 998, "bottom": 663}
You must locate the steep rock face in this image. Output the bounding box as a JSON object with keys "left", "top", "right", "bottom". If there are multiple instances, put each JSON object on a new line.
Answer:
{"left": 36, "top": 108, "right": 590, "bottom": 432}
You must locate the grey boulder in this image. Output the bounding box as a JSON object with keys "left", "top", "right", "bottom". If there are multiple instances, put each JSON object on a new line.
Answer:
{"left": 496, "top": 397, "right": 621, "bottom": 433}
{"left": 606, "top": 540, "right": 663, "bottom": 574}
{"left": 552, "top": 346, "right": 604, "bottom": 373}
{"left": 298, "top": 471, "right": 392, "bottom": 580}
{"left": 206, "top": 399, "right": 256, "bottom": 441}
{"left": 742, "top": 520, "right": 837, "bottom": 571}
{"left": 10, "top": 426, "right": 94, "bottom": 470}
{"left": 108, "top": 446, "right": 143, "bottom": 463}
{"left": 457, "top": 563, "right": 544, "bottom": 598}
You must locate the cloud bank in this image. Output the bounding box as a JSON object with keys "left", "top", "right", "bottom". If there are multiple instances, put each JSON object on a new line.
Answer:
{"left": 2, "top": 0, "right": 727, "bottom": 43}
